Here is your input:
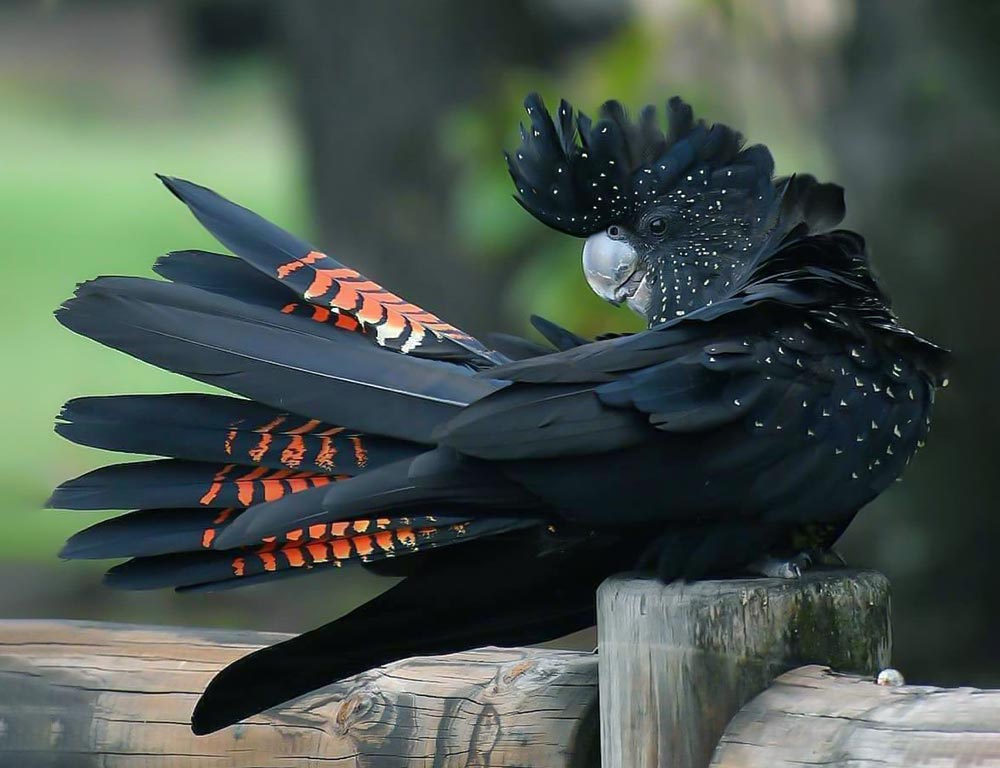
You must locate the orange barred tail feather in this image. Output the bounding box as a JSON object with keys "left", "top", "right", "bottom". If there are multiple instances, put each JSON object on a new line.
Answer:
{"left": 48, "top": 459, "right": 347, "bottom": 511}
{"left": 102, "top": 516, "right": 534, "bottom": 591}
{"left": 57, "top": 394, "right": 420, "bottom": 474}
{"left": 61, "top": 506, "right": 469, "bottom": 562}
{"left": 154, "top": 250, "right": 367, "bottom": 337}
{"left": 155, "top": 175, "right": 502, "bottom": 366}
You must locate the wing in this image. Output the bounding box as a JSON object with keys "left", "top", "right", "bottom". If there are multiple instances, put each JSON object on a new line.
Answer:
{"left": 439, "top": 317, "right": 754, "bottom": 460}
{"left": 443, "top": 308, "right": 929, "bottom": 529}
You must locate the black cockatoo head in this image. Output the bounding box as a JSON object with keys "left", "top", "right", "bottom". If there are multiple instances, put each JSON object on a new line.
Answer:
{"left": 506, "top": 94, "right": 844, "bottom": 325}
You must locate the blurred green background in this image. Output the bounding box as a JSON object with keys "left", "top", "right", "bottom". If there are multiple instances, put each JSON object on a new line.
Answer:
{"left": 1, "top": 0, "right": 997, "bottom": 685}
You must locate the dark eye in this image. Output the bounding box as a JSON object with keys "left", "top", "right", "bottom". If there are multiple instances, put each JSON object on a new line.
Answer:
{"left": 607, "top": 224, "right": 623, "bottom": 240}
{"left": 648, "top": 217, "right": 667, "bottom": 236}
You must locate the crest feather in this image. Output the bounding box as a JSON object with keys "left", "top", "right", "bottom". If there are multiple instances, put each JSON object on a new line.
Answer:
{"left": 507, "top": 94, "right": 762, "bottom": 236}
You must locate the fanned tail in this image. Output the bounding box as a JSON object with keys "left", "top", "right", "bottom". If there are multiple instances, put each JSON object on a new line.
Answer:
{"left": 50, "top": 175, "right": 526, "bottom": 606}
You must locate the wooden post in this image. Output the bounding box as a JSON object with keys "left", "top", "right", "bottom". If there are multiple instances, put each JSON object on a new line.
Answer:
{"left": 597, "top": 569, "right": 891, "bottom": 768}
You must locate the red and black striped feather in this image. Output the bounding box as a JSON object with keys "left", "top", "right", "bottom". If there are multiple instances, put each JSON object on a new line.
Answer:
{"left": 154, "top": 250, "right": 367, "bottom": 337}
{"left": 57, "top": 394, "right": 420, "bottom": 473}
{"left": 60, "top": 507, "right": 468, "bottom": 561}
{"left": 156, "top": 176, "right": 501, "bottom": 365}
{"left": 48, "top": 459, "right": 346, "bottom": 511}
{"left": 104, "top": 517, "right": 534, "bottom": 591}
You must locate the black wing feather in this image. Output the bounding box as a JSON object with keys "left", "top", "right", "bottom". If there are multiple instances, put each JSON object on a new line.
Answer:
{"left": 56, "top": 277, "right": 497, "bottom": 443}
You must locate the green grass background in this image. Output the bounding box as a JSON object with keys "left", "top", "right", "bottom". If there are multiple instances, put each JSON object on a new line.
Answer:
{"left": 0, "top": 73, "right": 307, "bottom": 561}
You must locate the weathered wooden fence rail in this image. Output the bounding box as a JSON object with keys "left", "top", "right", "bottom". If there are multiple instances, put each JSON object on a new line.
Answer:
{"left": 1, "top": 570, "right": 998, "bottom": 767}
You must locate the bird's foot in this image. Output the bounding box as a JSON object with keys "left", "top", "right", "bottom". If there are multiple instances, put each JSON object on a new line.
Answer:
{"left": 748, "top": 551, "right": 814, "bottom": 579}
{"left": 747, "top": 548, "right": 846, "bottom": 579}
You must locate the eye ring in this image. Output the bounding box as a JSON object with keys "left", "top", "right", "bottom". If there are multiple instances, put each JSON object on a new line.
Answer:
{"left": 648, "top": 217, "right": 667, "bottom": 237}
{"left": 607, "top": 224, "right": 624, "bottom": 240}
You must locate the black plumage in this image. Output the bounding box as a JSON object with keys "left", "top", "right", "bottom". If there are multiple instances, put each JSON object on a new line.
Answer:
{"left": 48, "top": 95, "right": 948, "bottom": 735}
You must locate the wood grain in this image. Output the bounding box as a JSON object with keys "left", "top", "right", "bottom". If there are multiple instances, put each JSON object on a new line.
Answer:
{"left": 0, "top": 619, "right": 599, "bottom": 767}
{"left": 4, "top": 573, "right": 996, "bottom": 767}
{"left": 713, "top": 664, "right": 1000, "bottom": 767}
{"left": 597, "top": 570, "right": 891, "bottom": 768}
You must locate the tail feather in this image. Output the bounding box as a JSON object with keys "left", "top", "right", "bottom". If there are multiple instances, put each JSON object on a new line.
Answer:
{"left": 190, "top": 535, "right": 599, "bottom": 734}
{"left": 156, "top": 175, "right": 501, "bottom": 365}
{"left": 57, "top": 394, "right": 420, "bottom": 472}
{"left": 154, "top": 250, "right": 367, "bottom": 337}
{"left": 104, "top": 516, "right": 534, "bottom": 591}
{"left": 48, "top": 459, "right": 344, "bottom": 511}
{"left": 61, "top": 506, "right": 470, "bottom": 561}
{"left": 56, "top": 277, "right": 497, "bottom": 443}
{"left": 61, "top": 506, "right": 242, "bottom": 560}
{"left": 212, "top": 452, "right": 541, "bottom": 550}
{"left": 530, "top": 314, "right": 589, "bottom": 350}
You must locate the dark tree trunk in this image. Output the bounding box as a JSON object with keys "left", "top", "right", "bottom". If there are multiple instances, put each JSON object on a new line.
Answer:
{"left": 829, "top": 0, "right": 1000, "bottom": 686}
{"left": 277, "top": 0, "right": 616, "bottom": 336}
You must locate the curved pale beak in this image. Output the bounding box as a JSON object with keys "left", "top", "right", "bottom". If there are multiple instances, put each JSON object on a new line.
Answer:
{"left": 582, "top": 231, "right": 640, "bottom": 305}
